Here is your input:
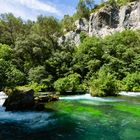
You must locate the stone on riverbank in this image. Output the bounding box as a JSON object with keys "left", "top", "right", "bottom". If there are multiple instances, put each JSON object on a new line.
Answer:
{"left": 3, "top": 89, "right": 35, "bottom": 111}
{"left": 3, "top": 89, "right": 59, "bottom": 111}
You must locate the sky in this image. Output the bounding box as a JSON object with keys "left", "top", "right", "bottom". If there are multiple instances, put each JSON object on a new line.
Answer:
{"left": 0, "top": 0, "right": 101, "bottom": 21}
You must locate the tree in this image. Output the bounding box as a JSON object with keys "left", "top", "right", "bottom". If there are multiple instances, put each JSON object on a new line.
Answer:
{"left": 85, "top": 0, "right": 95, "bottom": 10}
{"left": 122, "top": 72, "right": 140, "bottom": 91}
{"left": 0, "top": 59, "right": 25, "bottom": 89}
{"left": 13, "top": 33, "right": 52, "bottom": 72}
{"left": 76, "top": 0, "right": 90, "bottom": 19}
{"left": 61, "top": 15, "right": 75, "bottom": 32}
{"left": 0, "top": 44, "right": 12, "bottom": 60}
{"left": 0, "top": 13, "right": 24, "bottom": 46}
{"left": 6, "top": 65, "right": 25, "bottom": 87}
{"left": 32, "top": 16, "right": 62, "bottom": 46}
{"left": 28, "top": 66, "right": 47, "bottom": 84}
{"left": 54, "top": 73, "right": 82, "bottom": 94}
{"left": 90, "top": 68, "right": 118, "bottom": 97}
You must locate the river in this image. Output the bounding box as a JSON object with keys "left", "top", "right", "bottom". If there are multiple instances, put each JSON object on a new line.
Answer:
{"left": 0, "top": 92, "right": 140, "bottom": 140}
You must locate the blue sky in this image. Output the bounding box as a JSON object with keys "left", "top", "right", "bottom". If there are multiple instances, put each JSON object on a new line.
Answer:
{"left": 0, "top": 0, "right": 101, "bottom": 20}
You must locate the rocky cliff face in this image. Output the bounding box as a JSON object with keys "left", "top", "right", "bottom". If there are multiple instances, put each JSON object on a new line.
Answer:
{"left": 58, "top": 1, "right": 140, "bottom": 46}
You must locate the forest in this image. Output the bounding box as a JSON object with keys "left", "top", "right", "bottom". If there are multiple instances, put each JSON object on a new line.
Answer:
{"left": 0, "top": 0, "right": 140, "bottom": 96}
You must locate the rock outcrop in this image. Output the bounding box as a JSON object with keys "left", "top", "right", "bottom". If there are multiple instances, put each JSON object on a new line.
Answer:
{"left": 58, "top": 18, "right": 89, "bottom": 46}
{"left": 59, "top": 1, "right": 140, "bottom": 46}
{"left": 3, "top": 89, "right": 35, "bottom": 111}
{"left": 3, "top": 89, "right": 59, "bottom": 111}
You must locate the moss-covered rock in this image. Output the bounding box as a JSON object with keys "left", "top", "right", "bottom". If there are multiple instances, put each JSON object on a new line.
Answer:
{"left": 3, "top": 89, "right": 35, "bottom": 111}
{"left": 3, "top": 89, "right": 59, "bottom": 111}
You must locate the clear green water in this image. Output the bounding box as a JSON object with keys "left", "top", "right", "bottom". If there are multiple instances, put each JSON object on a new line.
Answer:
{"left": 0, "top": 94, "right": 140, "bottom": 140}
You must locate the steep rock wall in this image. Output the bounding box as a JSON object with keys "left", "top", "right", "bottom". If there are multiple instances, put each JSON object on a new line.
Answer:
{"left": 58, "top": 1, "right": 140, "bottom": 46}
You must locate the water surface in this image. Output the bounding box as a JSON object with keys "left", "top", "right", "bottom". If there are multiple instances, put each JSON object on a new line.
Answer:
{"left": 0, "top": 93, "right": 140, "bottom": 140}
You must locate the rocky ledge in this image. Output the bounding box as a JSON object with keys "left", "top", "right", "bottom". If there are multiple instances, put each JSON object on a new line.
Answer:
{"left": 59, "top": 1, "right": 140, "bottom": 46}
{"left": 3, "top": 89, "right": 59, "bottom": 111}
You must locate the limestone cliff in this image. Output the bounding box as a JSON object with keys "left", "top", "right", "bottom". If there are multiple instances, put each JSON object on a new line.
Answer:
{"left": 58, "top": 1, "right": 140, "bottom": 46}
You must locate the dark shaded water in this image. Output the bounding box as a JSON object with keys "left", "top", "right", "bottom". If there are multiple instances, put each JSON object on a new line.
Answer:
{"left": 0, "top": 93, "right": 140, "bottom": 140}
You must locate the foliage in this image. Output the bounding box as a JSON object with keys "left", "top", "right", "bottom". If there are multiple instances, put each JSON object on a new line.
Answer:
{"left": 116, "top": 0, "right": 137, "bottom": 6}
{"left": 122, "top": 72, "right": 140, "bottom": 91}
{"left": 89, "top": 68, "right": 119, "bottom": 97}
{"left": 80, "top": 31, "right": 88, "bottom": 43}
{"left": 54, "top": 73, "right": 83, "bottom": 94}
{"left": 0, "top": 44, "right": 12, "bottom": 60}
{"left": 0, "top": 59, "right": 25, "bottom": 89}
{"left": 61, "top": 15, "right": 75, "bottom": 32}
{"left": 28, "top": 66, "right": 47, "bottom": 84}
{"left": 0, "top": 8, "right": 140, "bottom": 96}
{"left": 0, "top": 13, "right": 24, "bottom": 46}
{"left": 6, "top": 65, "right": 25, "bottom": 87}
{"left": 16, "top": 83, "right": 47, "bottom": 93}
{"left": 32, "top": 16, "right": 62, "bottom": 45}
{"left": 75, "top": 0, "right": 90, "bottom": 19}
{"left": 28, "top": 83, "right": 47, "bottom": 93}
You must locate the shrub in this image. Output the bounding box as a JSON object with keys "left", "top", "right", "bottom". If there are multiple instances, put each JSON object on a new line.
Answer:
{"left": 0, "top": 44, "right": 12, "bottom": 60}
{"left": 0, "top": 59, "right": 25, "bottom": 89}
{"left": 6, "top": 65, "right": 25, "bottom": 87}
{"left": 17, "top": 83, "right": 47, "bottom": 93}
{"left": 122, "top": 72, "right": 140, "bottom": 91}
{"left": 28, "top": 66, "right": 47, "bottom": 84}
{"left": 54, "top": 73, "right": 84, "bottom": 94}
{"left": 90, "top": 69, "right": 118, "bottom": 97}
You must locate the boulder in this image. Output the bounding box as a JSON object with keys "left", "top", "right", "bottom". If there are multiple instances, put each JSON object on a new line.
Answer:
{"left": 3, "top": 89, "right": 59, "bottom": 111}
{"left": 3, "top": 89, "right": 34, "bottom": 111}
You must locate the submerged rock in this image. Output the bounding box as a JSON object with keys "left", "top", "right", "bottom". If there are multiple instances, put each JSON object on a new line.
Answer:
{"left": 3, "top": 89, "right": 59, "bottom": 111}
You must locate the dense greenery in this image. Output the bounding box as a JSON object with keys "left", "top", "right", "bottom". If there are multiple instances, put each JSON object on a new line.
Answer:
{"left": 0, "top": 0, "right": 139, "bottom": 96}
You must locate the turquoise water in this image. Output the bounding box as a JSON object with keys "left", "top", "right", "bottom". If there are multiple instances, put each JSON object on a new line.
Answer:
{"left": 0, "top": 93, "right": 140, "bottom": 140}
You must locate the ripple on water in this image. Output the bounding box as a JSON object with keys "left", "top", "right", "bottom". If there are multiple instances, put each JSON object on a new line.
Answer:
{"left": 0, "top": 109, "right": 54, "bottom": 129}
{"left": 60, "top": 94, "right": 124, "bottom": 102}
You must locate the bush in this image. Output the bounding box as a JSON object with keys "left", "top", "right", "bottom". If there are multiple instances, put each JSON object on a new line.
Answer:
{"left": 90, "top": 69, "right": 118, "bottom": 97}
{"left": 80, "top": 31, "right": 88, "bottom": 43}
{"left": 122, "top": 72, "right": 140, "bottom": 91}
{"left": 0, "top": 44, "right": 12, "bottom": 60}
{"left": 54, "top": 73, "right": 84, "bottom": 94}
{"left": 6, "top": 65, "right": 25, "bottom": 87}
{"left": 17, "top": 83, "right": 47, "bottom": 93}
{"left": 0, "top": 59, "right": 25, "bottom": 89}
{"left": 28, "top": 66, "right": 47, "bottom": 84}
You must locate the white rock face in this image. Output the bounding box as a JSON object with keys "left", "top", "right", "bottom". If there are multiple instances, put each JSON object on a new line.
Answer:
{"left": 75, "top": 18, "right": 89, "bottom": 32}
{"left": 59, "top": 1, "right": 140, "bottom": 45}
{"left": 89, "top": 1, "right": 140, "bottom": 37}
{"left": 58, "top": 31, "right": 81, "bottom": 46}
{"left": 58, "top": 18, "right": 89, "bottom": 46}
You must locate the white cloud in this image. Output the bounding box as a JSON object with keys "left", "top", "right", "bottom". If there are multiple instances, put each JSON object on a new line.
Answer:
{"left": 14, "top": 0, "right": 62, "bottom": 16}
{"left": 0, "top": 0, "right": 62, "bottom": 20}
